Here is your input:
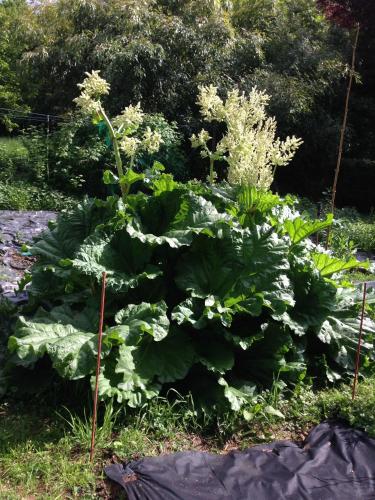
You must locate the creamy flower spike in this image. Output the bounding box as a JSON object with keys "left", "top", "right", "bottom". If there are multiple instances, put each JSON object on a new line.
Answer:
{"left": 196, "top": 85, "right": 223, "bottom": 122}
{"left": 73, "top": 92, "right": 102, "bottom": 116}
{"left": 112, "top": 103, "right": 144, "bottom": 130}
{"left": 74, "top": 70, "right": 110, "bottom": 115}
{"left": 192, "top": 85, "right": 302, "bottom": 189}
{"left": 119, "top": 136, "right": 141, "bottom": 158}
{"left": 190, "top": 129, "right": 211, "bottom": 149}
{"left": 74, "top": 71, "right": 162, "bottom": 161}
{"left": 77, "top": 70, "right": 110, "bottom": 98}
{"left": 143, "top": 127, "right": 163, "bottom": 154}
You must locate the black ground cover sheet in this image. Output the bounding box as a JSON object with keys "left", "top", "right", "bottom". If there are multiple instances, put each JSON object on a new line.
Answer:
{"left": 105, "top": 422, "right": 375, "bottom": 499}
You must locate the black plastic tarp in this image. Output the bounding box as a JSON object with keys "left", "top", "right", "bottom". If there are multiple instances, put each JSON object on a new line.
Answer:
{"left": 105, "top": 422, "right": 375, "bottom": 499}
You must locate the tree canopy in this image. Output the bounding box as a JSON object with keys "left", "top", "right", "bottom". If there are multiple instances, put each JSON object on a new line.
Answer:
{"left": 1, "top": 0, "right": 374, "bottom": 208}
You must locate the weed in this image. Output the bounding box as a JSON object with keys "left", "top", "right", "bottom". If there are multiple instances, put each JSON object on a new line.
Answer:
{"left": 58, "top": 402, "right": 119, "bottom": 453}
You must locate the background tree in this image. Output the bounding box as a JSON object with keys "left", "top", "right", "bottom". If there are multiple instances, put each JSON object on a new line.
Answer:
{"left": 0, "top": 0, "right": 33, "bottom": 128}
{"left": 317, "top": 0, "right": 374, "bottom": 232}
{"left": 1, "top": 0, "right": 374, "bottom": 208}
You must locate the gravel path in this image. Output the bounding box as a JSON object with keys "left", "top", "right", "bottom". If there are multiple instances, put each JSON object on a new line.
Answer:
{"left": 0, "top": 211, "right": 56, "bottom": 304}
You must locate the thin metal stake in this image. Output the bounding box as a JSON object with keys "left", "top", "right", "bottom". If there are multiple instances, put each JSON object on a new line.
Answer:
{"left": 352, "top": 281, "right": 367, "bottom": 401}
{"left": 90, "top": 271, "right": 107, "bottom": 462}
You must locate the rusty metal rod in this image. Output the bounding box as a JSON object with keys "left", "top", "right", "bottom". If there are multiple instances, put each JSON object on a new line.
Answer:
{"left": 352, "top": 281, "right": 367, "bottom": 401}
{"left": 90, "top": 271, "right": 107, "bottom": 462}
{"left": 326, "top": 23, "right": 360, "bottom": 249}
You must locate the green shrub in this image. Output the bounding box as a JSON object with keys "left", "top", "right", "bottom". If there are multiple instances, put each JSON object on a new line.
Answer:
{"left": 4, "top": 180, "right": 374, "bottom": 416}
{"left": 0, "top": 181, "right": 76, "bottom": 211}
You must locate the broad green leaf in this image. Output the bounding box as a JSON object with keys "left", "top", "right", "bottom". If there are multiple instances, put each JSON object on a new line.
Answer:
{"left": 103, "top": 169, "right": 119, "bottom": 184}
{"left": 175, "top": 225, "right": 291, "bottom": 323}
{"left": 152, "top": 161, "right": 165, "bottom": 171}
{"left": 135, "top": 328, "right": 196, "bottom": 383}
{"left": 172, "top": 295, "right": 263, "bottom": 330}
{"left": 96, "top": 345, "right": 160, "bottom": 406}
{"left": 119, "top": 168, "right": 145, "bottom": 187}
{"left": 73, "top": 230, "right": 161, "bottom": 292}
{"left": 114, "top": 301, "right": 170, "bottom": 342}
{"left": 312, "top": 252, "right": 368, "bottom": 277}
{"left": 171, "top": 298, "right": 204, "bottom": 328}
{"left": 264, "top": 406, "right": 285, "bottom": 419}
{"left": 308, "top": 287, "right": 375, "bottom": 376}
{"left": 96, "top": 328, "right": 195, "bottom": 404}
{"left": 31, "top": 198, "right": 115, "bottom": 263}
{"left": 126, "top": 191, "right": 230, "bottom": 248}
{"left": 6, "top": 182, "right": 375, "bottom": 407}
{"left": 236, "top": 323, "right": 303, "bottom": 385}
{"left": 8, "top": 305, "right": 102, "bottom": 379}
{"left": 197, "top": 336, "right": 235, "bottom": 375}
{"left": 152, "top": 174, "right": 178, "bottom": 195}
{"left": 284, "top": 214, "right": 333, "bottom": 244}
{"left": 218, "top": 377, "right": 257, "bottom": 411}
{"left": 236, "top": 185, "right": 281, "bottom": 225}
{"left": 175, "top": 225, "right": 289, "bottom": 299}
{"left": 285, "top": 260, "right": 338, "bottom": 330}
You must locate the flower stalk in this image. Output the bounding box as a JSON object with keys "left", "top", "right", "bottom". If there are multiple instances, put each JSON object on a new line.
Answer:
{"left": 74, "top": 70, "right": 163, "bottom": 200}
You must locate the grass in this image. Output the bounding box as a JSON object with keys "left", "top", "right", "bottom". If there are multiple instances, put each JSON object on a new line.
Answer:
{"left": 0, "top": 181, "right": 77, "bottom": 211}
{"left": 1, "top": 377, "right": 375, "bottom": 498}
{"left": 0, "top": 137, "right": 28, "bottom": 157}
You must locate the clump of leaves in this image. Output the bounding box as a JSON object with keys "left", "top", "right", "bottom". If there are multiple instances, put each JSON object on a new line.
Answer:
{"left": 3, "top": 180, "right": 374, "bottom": 417}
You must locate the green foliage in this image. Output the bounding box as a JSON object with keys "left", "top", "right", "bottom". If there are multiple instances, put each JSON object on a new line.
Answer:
{"left": 0, "top": 137, "right": 28, "bottom": 181}
{"left": 5, "top": 181, "right": 375, "bottom": 415}
{"left": 343, "top": 221, "right": 375, "bottom": 252}
{"left": 15, "top": 113, "right": 188, "bottom": 197}
{"left": 0, "top": 0, "right": 31, "bottom": 118}
{"left": 332, "top": 208, "right": 375, "bottom": 253}
{"left": 138, "top": 114, "right": 188, "bottom": 181}
{"left": 0, "top": 181, "right": 76, "bottom": 211}
{"left": 283, "top": 376, "right": 375, "bottom": 438}
{"left": 284, "top": 214, "right": 333, "bottom": 244}
{"left": 11, "top": 0, "right": 364, "bottom": 203}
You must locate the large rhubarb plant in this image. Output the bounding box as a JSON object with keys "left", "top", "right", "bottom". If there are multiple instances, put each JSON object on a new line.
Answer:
{"left": 4, "top": 180, "right": 374, "bottom": 414}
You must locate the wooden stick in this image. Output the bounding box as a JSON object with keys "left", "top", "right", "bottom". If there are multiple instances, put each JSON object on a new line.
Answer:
{"left": 352, "top": 281, "right": 367, "bottom": 401}
{"left": 326, "top": 23, "right": 360, "bottom": 249}
{"left": 90, "top": 271, "right": 107, "bottom": 462}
